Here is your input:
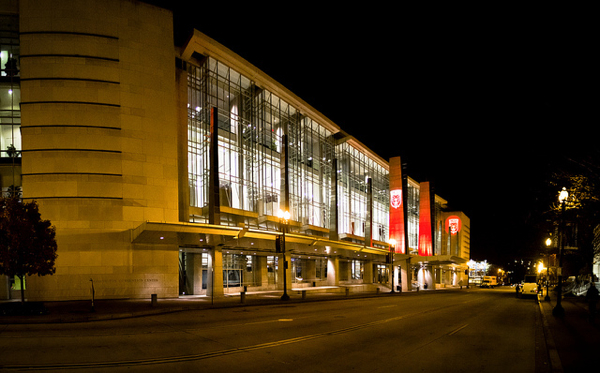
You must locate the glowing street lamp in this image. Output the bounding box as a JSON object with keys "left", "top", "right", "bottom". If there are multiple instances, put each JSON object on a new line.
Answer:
{"left": 277, "top": 209, "right": 291, "bottom": 301}
{"left": 544, "top": 238, "right": 552, "bottom": 301}
{"left": 553, "top": 188, "right": 568, "bottom": 317}
{"left": 277, "top": 208, "right": 291, "bottom": 222}
{"left": 559, "top": 187, "right": 569, "bottom": 204}
{"left": 537, "top": 261, "right": 545, "bottom": 274}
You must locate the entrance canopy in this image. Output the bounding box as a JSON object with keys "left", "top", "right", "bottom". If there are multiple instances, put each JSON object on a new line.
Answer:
{"left": 410, "top": 254, "right": 468, "bottom": 267}
{"left": 131, "top": 221, "right": 390, "bottom": 259}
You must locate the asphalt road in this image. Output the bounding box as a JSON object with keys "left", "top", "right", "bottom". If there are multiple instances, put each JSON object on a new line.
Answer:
{"left": 0, "top": 288, "right": 547, "bottom": 372}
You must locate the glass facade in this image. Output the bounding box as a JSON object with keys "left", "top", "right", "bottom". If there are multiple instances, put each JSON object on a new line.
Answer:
{"left": 434, "top": 199, "right": 445, "bottom": 255}
{"left": 288, "top": 117, "right": 334, "bottom": 229}
{"left": 0, "top": 13, "right": 21, "bottom": 197}
{"left": 187, "top": 58, "right": 256, "bottom": 213}
{"left": 182, "top": 55, "right": 460, "bottom": 251}
{"left": 406, "top": 182, "right": 420, "bottom": 254}
{"left": 336, "top": 142, "right": 389, "bottom": 242}
{"left": 186, "top": 57, "right": 336, "bottom": 231}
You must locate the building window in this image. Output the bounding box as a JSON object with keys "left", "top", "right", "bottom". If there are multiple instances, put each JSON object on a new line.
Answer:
{"left": 186, "top": 57, "right": 335, "bottom": 229}
{"left": 223, "top": 254, "right": 246, "bottom": 288}
{"left": 0, "top": 14, "right": 21, "bottom": 198}
{"left": 337, "top": 143, "right": 389, "bottom": 241}
{"left": 351, "top": 260, "right": 364, "bottom": 280}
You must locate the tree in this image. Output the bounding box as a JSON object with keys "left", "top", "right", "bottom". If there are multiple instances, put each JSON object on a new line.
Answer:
{"left": 0, "top": 196, "right": 57, "bottom": 302}
{"left": 541, "top": 150, "right": 600, "bottom": 278}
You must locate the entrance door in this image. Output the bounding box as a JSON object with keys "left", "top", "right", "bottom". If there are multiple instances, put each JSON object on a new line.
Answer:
{"left": 178, "top": 251, "right": 207, "bottom": 295}
{"left": 374, "top": 264, "right": 389, "bottom": 284}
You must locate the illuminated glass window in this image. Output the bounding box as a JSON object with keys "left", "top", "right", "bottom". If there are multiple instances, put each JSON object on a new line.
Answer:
{"left": 351, "top": 260, "right": 364, "bottom": 280}
{"left": 222, "top": 253, "right": 246, "bottom": 288}
{"left": 0, "top": 14, "right": 21, "bottom": 198}
{"left": 186, "top": 56, "right": 336, "bottom": 230}
{"left": 288, "top": 116, "right": 334, "bottom": 229}
{"left": 336, "top": 143, "right": 389, "bottom": 242}
{"left": 187, "top": 58, "right": 255, "bottom": 214}
{"left": 0, "top": 85, "right": 21, "bottom": 156}
{"left": 406, "top": 181, "right": 420, "bottom": 254}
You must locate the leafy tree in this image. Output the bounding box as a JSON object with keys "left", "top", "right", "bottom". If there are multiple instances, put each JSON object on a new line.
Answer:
{"left": 0, "top": 196, "right": 57, "bottom": 302}
{"left": 541, "top": 150, "right": 600, "bottom": 278}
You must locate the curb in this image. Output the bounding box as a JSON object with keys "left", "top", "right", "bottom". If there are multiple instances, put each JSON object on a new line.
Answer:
{"left": 538, "top": 298, "right": 564, "bottom": 373}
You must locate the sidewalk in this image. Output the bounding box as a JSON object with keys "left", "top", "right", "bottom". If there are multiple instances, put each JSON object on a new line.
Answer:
{"left": 538, "top": 294, "right": 600, "bottom": 372}
{"left": 0, "top": 286, "right": 410, "bottom": 324}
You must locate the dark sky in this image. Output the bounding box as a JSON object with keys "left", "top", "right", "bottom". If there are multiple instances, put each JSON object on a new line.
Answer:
{"left": 159, "top": 2, "right": 594, "bottom": 264}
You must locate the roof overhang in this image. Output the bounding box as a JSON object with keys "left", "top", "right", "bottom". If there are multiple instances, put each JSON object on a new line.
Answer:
{"left": 131, "top": 221, "right": 390, "bottom": 257}
{"left": 410, "top": 254, "right": 468, "bottom": 266}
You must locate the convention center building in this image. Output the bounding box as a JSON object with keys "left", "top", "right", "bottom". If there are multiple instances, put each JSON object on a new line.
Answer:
{"left": 0, "top": 0, "right": 470, "bottom": 301}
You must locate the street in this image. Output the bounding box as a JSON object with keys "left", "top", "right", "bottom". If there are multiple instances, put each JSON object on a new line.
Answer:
{"left": 0, "top": 288, "right": 547, "bottom": 372}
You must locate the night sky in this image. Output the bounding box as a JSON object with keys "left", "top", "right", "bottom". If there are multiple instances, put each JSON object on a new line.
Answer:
{"left": 157, "top": 2, "right": 594, "bottom": 265}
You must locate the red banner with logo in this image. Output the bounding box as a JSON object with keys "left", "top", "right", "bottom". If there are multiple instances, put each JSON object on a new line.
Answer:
{"left": 389, "top": 157, "right": 405, "bottom": 254}
{"left": 418, "top": 182, "right": 433, "bottom": 256}
{"left": 445, "top": 215, "right": 462, "bottom": 235}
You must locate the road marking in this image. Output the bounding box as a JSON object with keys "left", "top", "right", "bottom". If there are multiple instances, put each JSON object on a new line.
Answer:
{"left": 448, "top": 324, "right": 469, "bottom": 335}
{"left": 278, "top": 319, "right": 294, "bottom": 322}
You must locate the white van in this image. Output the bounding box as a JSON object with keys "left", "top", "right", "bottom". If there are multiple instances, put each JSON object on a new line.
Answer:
{"left": 520, "top": 275, "right": 539, "bottom": 297}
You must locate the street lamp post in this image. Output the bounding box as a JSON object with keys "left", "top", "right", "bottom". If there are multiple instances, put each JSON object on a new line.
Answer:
{"left": 544, "top": 237, "right": 552, "bottom": 301}
{"left": 553, "top": 187, "right": 568, "bottom": 317}
{"left": 278, "top": 209, "right": 291, "bottom": 301}
{"left": 389, "top": 239, "right": 396, "bottom": 293}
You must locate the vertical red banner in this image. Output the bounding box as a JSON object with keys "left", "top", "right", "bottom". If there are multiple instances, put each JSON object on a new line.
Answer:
{"left": 389, "top": 157, "right": 405, "bottom": 254}
{"left": 418, "top": 182, "right": 433, "bottom": 256}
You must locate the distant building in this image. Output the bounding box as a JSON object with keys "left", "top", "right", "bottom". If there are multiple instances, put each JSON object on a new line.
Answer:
{"left": 0, "top": 0, "right": 469, "bottom": 301}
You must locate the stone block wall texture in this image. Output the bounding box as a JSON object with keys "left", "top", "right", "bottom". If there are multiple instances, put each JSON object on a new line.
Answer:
{"left": 19, "top": 0, "right": 179, "bottom": 300}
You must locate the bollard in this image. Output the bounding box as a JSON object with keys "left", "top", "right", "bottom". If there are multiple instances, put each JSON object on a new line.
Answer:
{"left": 302, "top": 290, "right": 307, "bottom": 300}
{"left": 345, "top": 287, "right": 350, "bottom": 296}
{"left": 90, "top": 278, "right": 95, "bottom": 312}
{"left": 376, "top": 288, "right": 380, "bottom": 295}
{"left": 151, "top": 294, "right": 157, "bottom": 306}
{"left": 240, "top": 291, "right": 245, "bottom": 303}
